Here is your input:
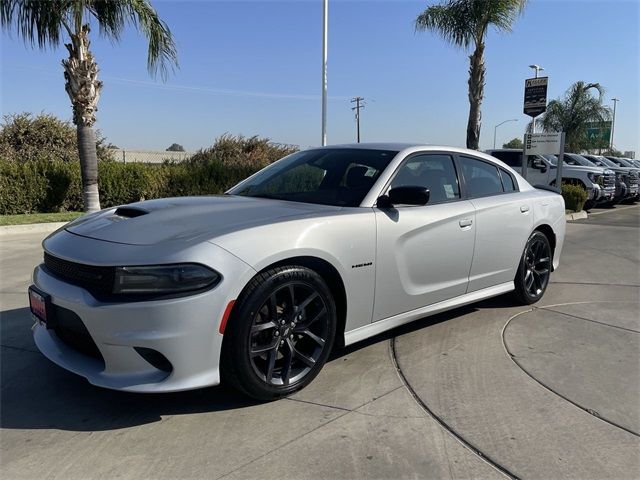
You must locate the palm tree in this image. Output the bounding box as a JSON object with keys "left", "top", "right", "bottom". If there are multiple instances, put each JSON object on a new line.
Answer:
{"left": 538, "top": 81, "right": 612, "bottom": 153}
{"left": 415, "top": 0, "right": 527, "bottom": 150}
{"left": 1, "top": 1, "right": 177, "bottom": 212}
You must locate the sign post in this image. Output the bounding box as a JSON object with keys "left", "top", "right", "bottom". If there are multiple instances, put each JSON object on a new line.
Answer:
{"left": 524, "top": 132, "right": 565, "bottom": 193}
{"left": 523, "top": 76, "right": 548, "bottom": 179}
{"left": 555, "top": 133, "right": 565, "bottom": 190}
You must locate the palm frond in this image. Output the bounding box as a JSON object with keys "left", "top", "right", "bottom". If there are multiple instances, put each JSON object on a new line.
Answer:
{"left": 0, "top": 0, "right": 71, "bottom": 48}
{"left": 89, "top": 0, "right": 178, "bottom": 78}
{"left": 1, "top": 0, "right": 177, "bottom": 79}
{"left": 415, "top": 2, "right": 475, "bottom": 49}
{"left": 415, "top": 0, "right": 527, "bottom": 48}
{"left": 539, "top": 81, "right": 612, "bottom": 151}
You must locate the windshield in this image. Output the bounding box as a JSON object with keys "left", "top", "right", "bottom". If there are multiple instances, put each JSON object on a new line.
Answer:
{"left": 606, "top": 157, "right": 630, "bottom": 167}
{"left": 617, "top": 158, "right": 634, "bottom": 167}
{"left": 228, "top": 148, "right": 398, "bottom": 207}
{"left": 564, "top": 153, "right": 594, "bottom": 167}
{"left": 543, "top": 154, "right": 557, "bottom": 165}
{"left": 594, "top": 156, "right": 618, "bottom": 168}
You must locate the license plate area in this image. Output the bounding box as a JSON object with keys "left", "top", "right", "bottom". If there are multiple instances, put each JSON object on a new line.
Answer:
{"left": 29, "top": 286, "right": 51, "bottom": 327}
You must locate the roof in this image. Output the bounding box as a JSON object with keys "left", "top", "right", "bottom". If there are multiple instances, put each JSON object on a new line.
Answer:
{"left": 313, "top": 142, "right": 427, "bottom": 151}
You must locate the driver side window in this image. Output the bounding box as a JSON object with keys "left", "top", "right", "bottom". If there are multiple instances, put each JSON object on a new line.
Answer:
{"left": 389, "top": 154, "right": 460, "bottom": 204}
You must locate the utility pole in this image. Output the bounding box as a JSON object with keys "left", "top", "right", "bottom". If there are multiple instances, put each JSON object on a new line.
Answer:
{"left": 610, "top": 98, "right": 619, "bottom": 150}
{"left": 350, "top": 96, "right": 365, "bottom": 143}
{"left": 321, "top": 0, "right": 328, "bottom": 146}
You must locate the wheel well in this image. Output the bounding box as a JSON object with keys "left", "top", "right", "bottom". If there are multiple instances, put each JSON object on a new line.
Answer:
{"left": 261, "top": 256, "right": 347, "bottom": 348}
{"left": 534, "top": 224, "right": 556, "bottom": 262}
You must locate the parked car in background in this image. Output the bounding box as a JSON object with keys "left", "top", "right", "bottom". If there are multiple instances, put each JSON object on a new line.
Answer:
{"left": 582, "top": 155, "right": 639, "bottom": 203}
{"left": 485, "top": 149, "right": 615, "bottom": 209}
{"left": 29, "top": 144, "right": 566, "bottom": 400}
{"left": 605, "top": 156, "right": 640, "bottom": 175}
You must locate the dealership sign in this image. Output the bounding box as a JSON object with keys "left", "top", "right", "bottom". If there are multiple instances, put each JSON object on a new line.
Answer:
{"left": 586, "top": 121, "right": 612, "bottom": 148}
{"left": 523, "top": 77, "right": 548, "bottom": 117}
{"left": 524, "top": 132, "right": 563, "bottom": 155}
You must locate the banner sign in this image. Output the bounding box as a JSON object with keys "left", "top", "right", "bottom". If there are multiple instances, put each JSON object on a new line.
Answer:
{"left": 523, "top": 77, "right": 548, "bottom": 117}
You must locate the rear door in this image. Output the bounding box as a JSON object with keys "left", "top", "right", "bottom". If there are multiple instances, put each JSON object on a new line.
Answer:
{"left": 373, "top": 152, "right": 476, "bottom": 321}
{"left": 458, "top": 155, "right": 534, "bottom": 292}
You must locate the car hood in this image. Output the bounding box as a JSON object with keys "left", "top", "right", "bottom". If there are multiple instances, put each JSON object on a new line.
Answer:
{"left": 562, "top": 165, "right": 608, "bottom": 174}
{"left": 64, "top": 195, "right": 341, "bottom": 246}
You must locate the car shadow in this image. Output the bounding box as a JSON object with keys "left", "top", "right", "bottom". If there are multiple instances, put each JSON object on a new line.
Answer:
{"left": 1, "top": 294, "right": 520, "bottom": 432}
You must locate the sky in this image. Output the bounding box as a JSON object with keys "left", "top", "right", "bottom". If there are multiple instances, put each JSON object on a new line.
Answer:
{"left": 1, "top": 0, "right": 639, "bottom": 155}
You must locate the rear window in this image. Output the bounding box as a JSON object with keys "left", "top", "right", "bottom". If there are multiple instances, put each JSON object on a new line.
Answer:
{"left": 490, "top": 151, "right": 522, "bottom": 167}
{"left": 500, "top": 169, "right": 517, "bottom": 192}
{"left": 459, "top": 156, "right": 504, "bottom": 198}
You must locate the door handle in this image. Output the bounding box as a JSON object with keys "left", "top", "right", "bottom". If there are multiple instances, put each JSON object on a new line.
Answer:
{"left": 520, "top": 205, "right": 530, "bottom": 213}
{"left": 459, "top": 218, "right": 473, "bottom": 228}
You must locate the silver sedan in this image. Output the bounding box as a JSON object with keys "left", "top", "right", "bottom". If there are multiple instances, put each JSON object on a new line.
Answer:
{"left": 29, "top": 143, "right": 566, "bottom": 399}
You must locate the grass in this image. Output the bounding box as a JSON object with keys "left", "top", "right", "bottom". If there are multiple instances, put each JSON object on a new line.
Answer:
{"left": 0, "top": 212, "right": 83, "bottom": 226}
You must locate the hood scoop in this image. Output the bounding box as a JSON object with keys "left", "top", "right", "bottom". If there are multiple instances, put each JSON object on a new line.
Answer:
{"left": 114, "top": 206, "right": 149, "bottom": 218}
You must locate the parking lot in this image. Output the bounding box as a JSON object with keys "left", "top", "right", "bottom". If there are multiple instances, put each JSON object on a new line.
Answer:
{"left": 1, "top": 205, "right": 638, "bottom": 479}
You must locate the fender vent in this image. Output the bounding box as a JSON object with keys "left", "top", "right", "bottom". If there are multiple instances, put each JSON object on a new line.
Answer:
{"left": 114, "top": 206, "right": 148, "bottom": 218}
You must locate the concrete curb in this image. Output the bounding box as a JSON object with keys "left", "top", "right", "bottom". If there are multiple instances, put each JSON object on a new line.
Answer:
{"left": 565, "top": 210, "right": 588, "bottom": 221}
{"left": 0, "top": 222, "right": 67, "bottom": 237}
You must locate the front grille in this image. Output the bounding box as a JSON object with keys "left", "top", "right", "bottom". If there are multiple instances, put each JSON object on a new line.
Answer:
{"left": 44, "top": 253, "right": 114, "bottom": 296}
{"left": 603, "top": 172, "right": 616, "bottom": 190}
{"left": 50, "top": 304, "right": 104, "bottom": 363}
{"left": 628, "top": 172, "right": 639, "bottom": 187}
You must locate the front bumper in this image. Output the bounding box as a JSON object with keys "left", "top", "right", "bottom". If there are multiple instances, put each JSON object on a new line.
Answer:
{"left": 31, "top": 234, "right": 256, "bottom": 393}
{"left": 595, "top": 185, "right": 615, "bottom": 203}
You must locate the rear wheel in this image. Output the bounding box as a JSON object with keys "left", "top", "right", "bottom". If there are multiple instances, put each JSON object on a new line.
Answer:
{"left": 513, "top": 231, "right": 552, "bottom": 305}
{"left": 221, "top": 266, "right": 336, "bottom": 400}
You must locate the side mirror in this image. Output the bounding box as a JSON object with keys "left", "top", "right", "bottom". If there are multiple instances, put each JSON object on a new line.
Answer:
{"left": 532, "top": 158, "right": 547, "bottom": 173}
{"left": 377, "top": 186, "right": 430, "bottom": 208}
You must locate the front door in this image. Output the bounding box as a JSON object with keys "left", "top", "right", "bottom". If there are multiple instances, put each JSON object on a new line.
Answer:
{"left": 373, "top": 153, "right": 476, "bottom": 322}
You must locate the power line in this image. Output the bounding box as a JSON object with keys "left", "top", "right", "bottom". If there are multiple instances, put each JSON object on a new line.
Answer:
{"left": 350, "top": 96, "right": 365, "bottom": 143}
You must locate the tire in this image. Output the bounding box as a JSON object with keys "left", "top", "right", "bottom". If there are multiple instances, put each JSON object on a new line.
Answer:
{"left": 221, "top": 266, "right": 337, "bottom": 400}
{"left": 513, "top": 231, "right": 552, "bottom": 305}
{"left": 583, "top": 199, "right": 595, "bottom": 210}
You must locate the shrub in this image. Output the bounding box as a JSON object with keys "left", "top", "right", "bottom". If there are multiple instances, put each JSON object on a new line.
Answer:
{"left": 0, "top": 132, "right": 295, "bottom": 214}
{"left": 0, "top": 158, "right": 265, "bottom": 214}
{"left": 0, "top": 112, "right": 113, "bottom": 163}
{"left": 189, "top": 134, "right": 298, "bottom": 169}
{"left": 561, "top": 183, "right": 588, "bottom": 212}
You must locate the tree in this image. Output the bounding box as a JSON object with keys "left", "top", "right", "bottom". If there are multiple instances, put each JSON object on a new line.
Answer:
{"left": 538, "top": 82, "right": 611, "bottom": 153}
{"left": 1, "top": 1, "right": 177, "bottom": 212}
{"left": 503, "top": 137, "right": 523, "bottom": 149}
{"left": 166, "top": 143, "right": 185, "bottom": 152}
{"left": 415, "top": 0, "right": 527, "bottom": 150}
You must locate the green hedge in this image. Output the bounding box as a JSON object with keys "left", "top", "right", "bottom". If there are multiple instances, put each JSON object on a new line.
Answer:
{"left": 561, "top": 183, "right": 588, "bottom": 212}
{"left": 0, "top": 159, "right": 260, "bottom": 215}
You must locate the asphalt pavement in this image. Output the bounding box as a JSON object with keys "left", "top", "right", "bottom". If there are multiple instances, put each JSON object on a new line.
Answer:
{"left": 1, "top": 206, "right": 638, "bottom": 479}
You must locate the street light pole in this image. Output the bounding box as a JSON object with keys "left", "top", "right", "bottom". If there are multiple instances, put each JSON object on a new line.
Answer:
{"left": 528, "top": 65, "right": 544, "bottom": 134}
{"left": 321, "top": 0, "right": 328, "bottom": 146}
{"left": 610, "top": 98, "right": 619, "bottom": 150}
{"left": 493, "top": 119, "right": 518, "bottom": 149}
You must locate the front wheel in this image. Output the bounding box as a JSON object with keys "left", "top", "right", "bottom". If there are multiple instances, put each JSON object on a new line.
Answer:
{"left": 513, "top": 231, "right": 552, "bottom": 305}
{"left": 221, "top": 266, "right": 336, "bottom": 400}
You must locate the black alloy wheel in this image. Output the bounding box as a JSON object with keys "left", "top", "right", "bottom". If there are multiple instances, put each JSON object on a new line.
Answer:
{"left": 221, "top": 266, "right": 336, "bottom": 400}
{"left": 249, "top": 282, "right": 329, "bottom": 386}
{"left": 514, "top": 231, "right": 552, "bottom": 305}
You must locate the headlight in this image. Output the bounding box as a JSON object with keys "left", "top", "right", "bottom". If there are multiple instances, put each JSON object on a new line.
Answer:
{"left": 587, "top": 172, "right": 602, "bottom": 184}
{"left": 113, "top": 264, "right": 220, "bottom": 295}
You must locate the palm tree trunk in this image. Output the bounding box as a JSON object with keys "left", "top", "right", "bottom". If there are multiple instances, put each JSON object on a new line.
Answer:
{"left": 62, "top": 25, "right": 103, "bottom": 212}
{"left": 466, "top": 42, "right": 485, "bottom": 150}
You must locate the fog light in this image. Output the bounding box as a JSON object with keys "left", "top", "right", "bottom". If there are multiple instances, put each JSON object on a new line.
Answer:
{"left": 134, "top": 347, "right": 173, "bottom": 373}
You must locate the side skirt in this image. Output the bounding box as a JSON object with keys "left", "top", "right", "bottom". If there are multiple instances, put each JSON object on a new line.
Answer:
{"left": 344, "top": 281, "right": 514, "bottom": 346}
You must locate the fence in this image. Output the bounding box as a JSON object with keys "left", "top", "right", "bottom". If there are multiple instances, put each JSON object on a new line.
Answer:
{"left": 109, "top": 149, "right": 194, "bottom": 164}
